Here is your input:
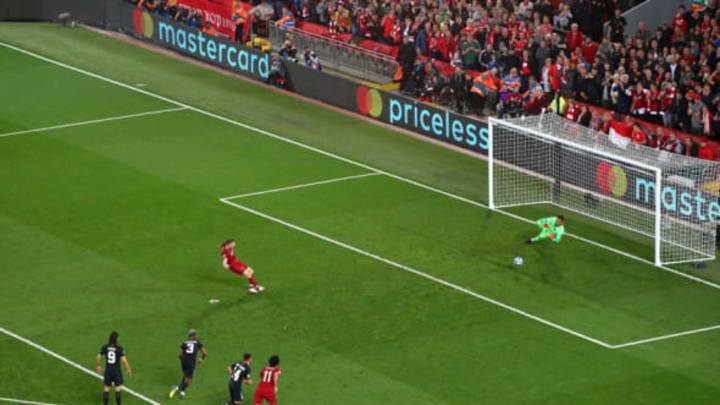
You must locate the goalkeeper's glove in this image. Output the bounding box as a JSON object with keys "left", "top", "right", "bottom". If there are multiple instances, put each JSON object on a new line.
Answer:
{"left": 549, "top": 233, "right": 555, "bottom": 241}
{"left": 543, "top": 223, "right": 550, "bottom": 229}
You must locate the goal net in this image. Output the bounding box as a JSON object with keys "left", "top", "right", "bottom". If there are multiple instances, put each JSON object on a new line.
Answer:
{"left": 488, "top": 113, "right": 720, "bottom": 266}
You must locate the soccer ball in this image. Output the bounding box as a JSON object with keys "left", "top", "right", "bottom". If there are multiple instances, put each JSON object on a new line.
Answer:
{"left": 513, "top": 256, "right": 524, "bottom": 266}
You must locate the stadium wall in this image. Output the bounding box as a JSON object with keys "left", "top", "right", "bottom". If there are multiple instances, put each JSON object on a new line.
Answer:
{"left": 621, "top": 0, "right": 691, "bottom": 37}
{"left": 0, "top": 0, "right": 106, "bottom": 25}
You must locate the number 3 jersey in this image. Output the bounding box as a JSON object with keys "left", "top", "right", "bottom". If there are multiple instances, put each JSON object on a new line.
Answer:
{"left": 180, "top": 339, "right": 203, "bottom": 363}
{"left": 99, "top": 344, "right": 125, "bottom": 370}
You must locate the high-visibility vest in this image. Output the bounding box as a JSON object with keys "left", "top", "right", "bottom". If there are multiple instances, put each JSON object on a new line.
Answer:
{"left": 203, "top": 26, "right": 217, "bottom": 36}
{"left": 394, "top": 65, "right": 403, "bottom": 81}
{"left": 471, "top": 72, "right": 500, "bottom": 96}
{"left": 234, "top": 5, "right": 247, "bottom": 25}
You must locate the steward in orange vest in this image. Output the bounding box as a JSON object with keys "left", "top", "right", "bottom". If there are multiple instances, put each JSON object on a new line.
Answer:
{"left": 471, "top": 67, "right": 501, "bottom": 97}
{"left": 233, "top": 0, "right": 248, "bottom": 42}
{"left": 203, "top": 21, "right": 217, "bottom": 36}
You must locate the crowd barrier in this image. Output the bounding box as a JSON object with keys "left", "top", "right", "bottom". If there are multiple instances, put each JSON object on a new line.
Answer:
{"left": 269, "top": 24, "right": 398, "bottom": 83}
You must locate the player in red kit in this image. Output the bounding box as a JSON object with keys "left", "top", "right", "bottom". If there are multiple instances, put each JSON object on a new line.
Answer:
{"left": 221, "top": 239, "right": 265, "bottom": 294}
{"left": 254, "top": 355, "right": 281, "bottom": 405}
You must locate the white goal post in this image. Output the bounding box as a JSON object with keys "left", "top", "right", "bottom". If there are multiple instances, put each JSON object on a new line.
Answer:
{"left": 488, "top": 113, "right": 720, "bottom": 266}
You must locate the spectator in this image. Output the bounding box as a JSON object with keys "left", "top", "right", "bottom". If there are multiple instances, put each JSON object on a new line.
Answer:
{"left": 609, "top": 115, "right": 634, "bottom": 148}
{"left": 276, "top": 7, "right": 295, "bottom": 30}
{"left": 631, "top": 123, "right": 648, "bottom": 145}
{"left": 553, "top": 5, "right": 572, "bottom": 32}
{"left": 577, "top": 104, "right": 592, "bottom": 127}
{"left": 267, "top": 57, "right": 287, "bottom": 87}
{"left": 498, "top": 84, "right": 522, "bottom": 118}
{"left": 448, "top": 67, "right": 470, "bottom": 113}
{"left": 672, "top": 5, "right": 688, "bottom": 34}
{"left": 661, "top": 131, "right": 685, "bottom": 154}
{"left": 397, "top": 35, "right": 418, "bottom": 89}
{"left": 689, "top": 93, "right": 705, "bottom": 134}
{"left": 609, "top": 8, "right": 627, "bottom": 44}
{"left": 566, "top": 23, "right": 584, "bottom": 53}
{"left": 460, "top": 32, "right": 481, "bottom": 70}
{"left": 279, "top": 40, "right": 298, "bottom": 62}
{"left": 303, "top": 46, "right": 321, "bottom": 70}
{"left": 592, "top": 111, "right": 612, "bottom": 133}
{"left": 616, "top": 74, "right": 633, "bottom": 115}
{"left": 698, "top": 139, "right": 714, "bottom": 160}
{"left": 564, "top": 98, "right": 579, "bottom": 122}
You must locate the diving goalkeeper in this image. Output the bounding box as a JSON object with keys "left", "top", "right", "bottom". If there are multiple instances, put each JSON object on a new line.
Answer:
{"left": 526, "top": 215, "right": 565, "bottom": 244}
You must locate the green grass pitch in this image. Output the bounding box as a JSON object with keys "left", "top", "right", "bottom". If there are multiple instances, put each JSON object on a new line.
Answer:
{"left": 2, "top": 23, "right": 720, "bottom": 404}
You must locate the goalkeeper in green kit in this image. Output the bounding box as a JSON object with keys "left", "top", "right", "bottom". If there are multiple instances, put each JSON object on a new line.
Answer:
{"left": 526, "top": 215, "right": 565, "bottom": 244}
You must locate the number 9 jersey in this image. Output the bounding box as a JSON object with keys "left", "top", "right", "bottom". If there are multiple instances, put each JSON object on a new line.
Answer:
{"left": 99, "top": 344, "right": 125, "bottom": 386}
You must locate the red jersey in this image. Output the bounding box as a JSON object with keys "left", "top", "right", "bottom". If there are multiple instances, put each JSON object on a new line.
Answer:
{"left": 222, "top": 247, "right": 247, "bottom": 272}
{"left": 564, "top": 105, "right": 578, "bottom": 122}
{"left": 258, "top": 366, "right": 282, "bottom": 389}
{"left": 632, "top": 129, "right": 647, "bottom": 144}
{"left": 581, "top": 43, "right": 597, "bottom": 63}
{"left": 672, "top": 14, "right": 687, "bottom": 33}
{"left": 661, "top": 86, "right": 676, "bottom": 111}
{"left": 610, "top": 120, "right": 633, "bottom": 138}
{"left": 566, "top": 31, "right": 583, "bottom": 52}
{"left": 632, "top": 89, "right": 649, "bottom": 114}
{"left": 699, "top": 144, "right": 714, "bottom": 160}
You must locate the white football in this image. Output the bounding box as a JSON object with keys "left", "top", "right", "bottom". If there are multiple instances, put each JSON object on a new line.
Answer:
{"left": 513, "top": 256, "right": 524, "bottom": 266}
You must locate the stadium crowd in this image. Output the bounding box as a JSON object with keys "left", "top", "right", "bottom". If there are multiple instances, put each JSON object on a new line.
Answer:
{"left": 129, "top": 0, "right": 720, "bottom": 160}
{"left": 268, "top": 0, "right": 720, "bottom": 159}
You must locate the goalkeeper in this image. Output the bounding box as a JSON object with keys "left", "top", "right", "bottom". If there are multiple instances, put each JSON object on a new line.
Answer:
{"left": 526, "top": 215, "right": 565, "bottom": 244}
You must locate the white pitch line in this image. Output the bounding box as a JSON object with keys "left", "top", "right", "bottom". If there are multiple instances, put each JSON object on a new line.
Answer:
{"left": 0, "top": 398, "right": 63, "bottom": 405}
{"left": 0, "top": 107, "right": 186, "bottom": 138}
{"left": 611, "top": 324, "right": 720, "bottom": 349}
{"left": 0, "top": 327, "right": 161, "bottom": 405}
{"left": 224, "top": 172, "right": 381, "bottom": 200}
{"left": 3, "top": 41, "right": 720, "bottom": 346}
{"left": 219, "top": 197, "right": 614, "bottom": 348}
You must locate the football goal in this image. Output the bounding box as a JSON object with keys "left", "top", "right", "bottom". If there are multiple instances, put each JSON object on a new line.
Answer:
{"left": 488, "top": 113, "right": 720, "bottom": 266}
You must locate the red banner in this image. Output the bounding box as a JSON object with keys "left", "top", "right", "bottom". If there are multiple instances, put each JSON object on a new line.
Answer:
{"left": 176, "top": 0, "right": 235, "bottom": 39}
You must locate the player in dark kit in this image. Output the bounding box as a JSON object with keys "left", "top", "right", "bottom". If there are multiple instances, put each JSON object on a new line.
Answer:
{"left": 221, "top": 239, "right": 265, "bottom": 294}
{"left": 96, "top": 331, "right": 132, "bottom": 405}
{"left": 254, "top": 355, "right": 281, "bottom": 405}
{"left": 169, "top": 329, "right": 207, "bottom": 400}
{"left": 224, "top": 353, "right": 254, "bottom": 405}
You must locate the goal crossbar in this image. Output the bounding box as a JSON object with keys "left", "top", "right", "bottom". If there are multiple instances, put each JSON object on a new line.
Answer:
{"left": 488, "top": 114, "right": 720, "bottom": 266}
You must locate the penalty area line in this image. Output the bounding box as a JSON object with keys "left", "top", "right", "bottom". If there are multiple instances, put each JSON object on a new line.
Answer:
{"left": 0, "top": 327, "right": 161, "bottom": 405}
{"left": 222, "top": 172, "right": 382, "bottom": 200}
{"left": 0, "top": 398, "right": 63, "bottom": 405}
{"left": 611, "top": 324, "right": 720, "bottom": 349}
{"left": 218, "top": 197, "right": 615, "bottom": 349}
{"left": 0, "top": 107, "right": 187, "bottom": 138}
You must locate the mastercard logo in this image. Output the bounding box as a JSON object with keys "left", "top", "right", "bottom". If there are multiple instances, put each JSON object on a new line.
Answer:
{"left": 133, "top": 9, "right": 154, "bottom": 39}
{"left": 356, "top": 86, "right": 382, "bottom": 118}
{"left": 596, "top": 162, "right": 628, "bottom": 197}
